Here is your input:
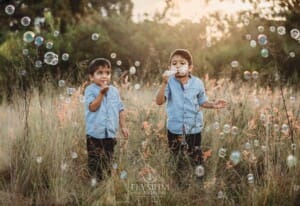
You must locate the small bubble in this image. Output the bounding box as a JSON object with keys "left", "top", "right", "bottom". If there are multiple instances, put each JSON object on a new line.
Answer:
{"left": 250, "top": 40, "right": 257, "bottom": 48}
{"left": 134, "top": 83, "right": 141, "bottom": 90}
{"left": 257, "top": 34, "right": 268, "bottom": 45}
{"left": 281, "top": 124, "right": 289, "bottom": 133}
{"left": 91, "top": 178, "right": 97, "bottom": 187}
{"left": 291, "top": 143, "right": 296, "bottom": 150}
{"left": 129, "top": 66, "right": 136, "bottom": 75}
{"left": 116, "top": 60, "right": 122, "bottom": 66}
{"left": 217, "top": 191, "right": 225, "bottom": 199}
{"left": 290, "top": 28, "right": 300, "bottom": 40}
{"left": 44, "top": 51, "right": 59, "bottom": 65}
{"left": 5, "top": 5, "right": 15, "bottom": 15}
{"left": 22, "top": 49, "right": 29, "bottom": 56}
{"left": 58, "top": 80, "right": 65, "bottom": 87}
{"left": 247, "top": 173, "right": 254, "bottom": 184}
{"left": 252, "top": 71, "right": 259, "bottom": 80}
{"left": 46, "top": 41, "right": 54, "bottom": 49}
{"left": 261, "top": 48, "right": 269, "bottom": 58}
{"left": 34, "top": 36, "right": 44, "bottom": 47}
{"left": 245, "top": 34, "right": 251, "bottom": 40}
{"left": 36, "top": 156, "right": 43, "bottom": 164}
{"left": 195, "top": 165, "right": 205, "bottom": 177}
{"left": 53, "top": 30, "right": 60, "bottom": 37}
{"left": 91, "top": 33, "right": 99, "bottom": 41}
{"left": 243, "top": 71, "right": 251, "bottom": 80}
{"left": 60, "top": 162, "right": 68, "bottom": 171}
{"left": 112, "top": 163, "right": 118, "bottom": 170}
{"left": 277, "top": 26, "right": 286, "bottom": 35}
{"left": 290, "top": 96, "right": 296, "bottom": 103}
{"left": 269, "top": 26, "right": 276, "bottom": 32}
{"left": 110, "top": 52, "right": 117, "bottom": 59}
{"left": 120, "top": 170, "right": 128, "bottom": 179}
{"left": 71, "top": 152, "right": 78, "bottom": 159}
{"left": 231, "top": 126, "right": 239, "bottom": 135}
{"left": 257, "top": 25, "right": 264, "bottom": 32}
{"left": 286, "top": 155, "right": 297, "bottom": 168}
{"left": 65, "top": 97, "right": 71, "bottom": 104}
{"left": 230, "top": 151, "right": 241, "bottom": 165}
{"left": 273, "top": 124, "right": 280, "bottom": 132}
{"left": 244, "top": 142, "right": 252, "bottom": 150}
{"left": 218, "top": 148, "right": 227, "bottom": 158}
{"left": 134, "top": 61, "right": 141, "bottom": 67}
{"left": 62, "top": 53, "right": 69, "bottom": 61}
{"left": 230, "top": 60, "right": 239, "bottom": 68}
{"left": 35, "top": 60, "right": 42, "bottom": 68}
{"left": 223, "top": 124, "right": 231, "bottom": 134}
{"left": 213, "top": 121, "right": 220, "bottom": 130}
{"left": 21, "top": 16, "right": 31, "bottom": 26}
{"left": 23, "top": 31, "right": 35, "bottom": 43}
{"left": 289, "top": 52, "right": 296, "bottom": 58}
{"left": 254, "top": 139, "right": 260, "bottom": 147}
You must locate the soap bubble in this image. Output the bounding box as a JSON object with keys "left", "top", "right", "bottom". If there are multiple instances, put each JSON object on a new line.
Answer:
{"left": 112, "top": 163, "right": 118, "bottom": 170}
{"left": 230, "top": 151, "right": 241, "bottom": 165}
{"left": 22, "top": 49, "right": 29, "bottom": 56}
{"left": 34, "top": 36, "right": 44, "bottom": 46}
{"left": 53, "top": 30, "right": 60, "bottom": 37}
{"left": 58, "top": 80, "right": 65, "bottom": 87}
{"left": 257, "top": 25, "right": 264, "bottom": 32}
{"left": 273, "top": 124, "right": 280, "bottom": 132}
{"left": 44, "top": 51, "right": 59, "bottom": 65}
{"left": 20, "top": 70, "right": 27, "bottom": 76}
{"left": 62, "top": 53, "right": 69, "bottom": 61}
{"left": 194, "top": 165, "right": 205, "bottom": 177}
{"left": 277, "top": 26, "right": 286, "bottom": 35}
{"left": 223, "top": 124, "right": 231, "bottom": 134}
{"left": 218, "top": 148, "right": 227, "bottom": 158}
{"left": 290, "top": 96, "right": 296, "bottom": 103}
{"left": 257, "top": 34, "right": 268, "bottom": 45}
{"left": 290, "top": 28, "right": 300, "bottom": 40}
{"left": 134, "top": 61, "right": 141, "bottom": 67}
{"left": 213, "top": 121, "right": 220, "bottom": 130}
{"left": 60, "top": 162, "right": 68, "bottom": 171}
{"left": 260, "top": 113, "right": 266, "bottom": 122}
{"left": 71, "top": 152, "right": 78, "bottom": 159}
{"left": 252, "top": 71, "right": 259, "bottom": 80}
{"left": 46, "top": 41, "right": 53, "bottom": 49}
{"left": 110, "top": 52, "right": 117, "bottom": 59}
{"left": 230, "top": 60, "right": 239, "bottom": 68}
{"left": 286, "top": 155, "right": 297, "bottom": 168}
{"left": 244, "top": 142, "right": 252, "bottom": 150}
{"left": 90, "top": 178, "right": 97, "bottom": 187}
{"left": 23, "top": 31, "right": 35, "bottom": 43}
{"left": 269, "top": 26, "right": 276, "bottom": 32}
{"left": 120, "top": 170, "right": 128, "bottom": 179}
{"left": 36, "top": 156, "right": 43, "bottom": 164}
{"left": 219, "top": 132, "right": 224, "bottom": 139}
{"left": 34, "top": 60, "right": 42, "bottom": 68}
{"left": 5, "top": 5, "right": 15, "bottom": 15}
{"left": 116, "top": 60, "right": 122, "bottom": 66}
{"left": 243, "top": 71, "right": 251, "bottom": 80}
{"left": 79, "top": 95, "right": 85, "bottom": 103}
{"left": 129, "top": 66, "right": 136, "bottom": 75}
{"left": 91, "top": 33, "right": 99, "bottom": 41}
{"left": 245, "top": 34, "right": 251, "bottom": 40}
{"left": 134, "top": 83, "right": 141, "bottom": 90}
{"left": 247, "top": 173, "right": 254, "bottom": 184}
{"left": 291, "top": 143, "right": 296, "bottom": 150}
{"left": 261, "top": 48, "right": 269, "bottom": 58}
{"left": 217, "top": 191, "right": 225, "bottom": 199}
{"left": 21, "top": 16, "right": 31, "bottom": 26}
{"left": 231, "top": 126, "right": 239, "bottom": 135}
{"left": 250, "top": 40, "right": 257, "bottom": 48}
{"left": 289, "top": 52, "right": 295, "bottom": 58}
{"left": 254, "top": 139, "right": 260, "bottom": 147}
{"left": 281, "top": 124, "right": 289, "bottom": 133}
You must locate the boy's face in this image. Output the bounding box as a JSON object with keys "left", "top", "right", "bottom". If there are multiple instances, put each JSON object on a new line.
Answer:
{"left": 169, "top": 54, "right": 192, "bottom": 78}
{"left": 89, "top": 65, "right": 111, "bottom": 87}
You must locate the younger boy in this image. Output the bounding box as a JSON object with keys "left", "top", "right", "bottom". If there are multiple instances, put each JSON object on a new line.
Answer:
{"left": 156, "top": 49, "right": 226, "bottom": 180}
{"left": 84, "top": 58, "right": 128, "bottom": 180}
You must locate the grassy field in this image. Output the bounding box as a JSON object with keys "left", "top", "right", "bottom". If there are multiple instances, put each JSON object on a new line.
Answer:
{"left": 0, "top": 78, "right": 299, "bottom": 206}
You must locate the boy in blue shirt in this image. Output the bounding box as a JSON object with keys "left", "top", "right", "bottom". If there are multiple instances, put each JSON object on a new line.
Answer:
{"left": 84, "top": 58, "right": 128, "bottom": 180}
{"left": 156, "top": 49, "right": 226, "bottom": 180}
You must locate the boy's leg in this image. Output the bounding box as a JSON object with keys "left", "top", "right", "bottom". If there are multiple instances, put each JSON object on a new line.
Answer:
{"left": 186, "top": 133, "right": 202, "bottom": 165}
{"left": 100, "top": 138, "right": 117, "bottom": 177}
{"left": 86, "top": 135, "right": 104, "bottom": 179}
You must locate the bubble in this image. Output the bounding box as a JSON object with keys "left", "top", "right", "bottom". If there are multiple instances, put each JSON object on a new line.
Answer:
{"left": 289, "top": 52, "right": 296, "bottom": 58}
{"left": 261, "top": 48, "right": 269, "bottom": 58}
{"left": 291, "top": 143, "right": 296, "bottom": 150}
{"left": 71, "top": 152, "right": 78, "bottom": 159}
{"left": 79, "top": 95, "right": 85, "bottom": 103}
{"left": 62, "top": 53, "right": 69, "bottom": 61}
{"left": 230, "top": 151, "right": 241, "bottom": 165}
{"left": 261, "top": 145, "right": 267, "bottom": 152}
{"left": 260, "top": 113, "right": 266, "bottom": 122}
{"left": 217, "top": 191, "right": 225, "bottom": 199}
{"left": 243, "top": 19, "right": 249, "bottom": 25}
{"left": 22, "top": 49, "right": 29, "bottom": 56}
{"left": 230, "top": 60, "right": 239, "bottom": 68}
{"left": 36, "top": 156, "right": 43, "bottom": 164}
{"left": 252, "top": 71, "right": 259, "bottom": 80}
{"left": 250, "top": 40, "right": 257, "bottom": 48}
{"left": 254, "top": 139, "right": 260, "bottom": 147}
{"left": 60, "top": 162, "right": 68, "bottom": 171}
{"left": 244, "top": 142, "right": 251, "bottom": 150}
{"left": 129, "top": 66, "right": 136, "bottom": 75}
{"left": 20, "top": 70, "right": 27, "bottom": 76}
{"left": 120, "top": 170, "right": 128, "bottom": 179}
{"left": 290, "top": 28, "right": 300, "bottom": 40}
{"left": 110, "top": 52, "right": 117, "bottom": 59}
{"left": 44, "top": 51, "right": 59, "bottom": 65}
{"left": 134, "top": 83, "right": 141, "bottom": 90}
{"left": 112, "top": 163, "right": 118, "bottom": 170}
{"left": 247, "top": 173, "right": 254, "bottom": 184}
{"left": 223, "top": 124, "right": 231, "bottom": 134}
{"left": 34, "top": 36, "right": 44, "bottom": 46}
{"left": 269, "top": 26, "right": 276, "bottom": 32}
{"left": 53, "top": 30, "right": 60, "bottom": 37}
{"left": 46, "top": 41, "right": 53, "bottom": 49}
{"left": 243, "top": 71, "right": 251, "bottom": 80}
{"left": 257, "top": 34, "right": 268, "bottom": 45}
{"left": 273, "top": 124, "right": 280, "bottom": 132}
{"left": 65, "top": 97, "right": 71, "bottom": 104}
{"left": 213, "top": 121, "right": 220, "bottom": 130}
{"left": 23, "top": 31, "right": 35, "bottom": 43}
{"left": 114, "top": 67, "right": 122, "bottom": 78}
{"left": 194, "top": 165, "right": 205, "bottom": 177}
{"left": 253, "top": 97, "right": 260, "bottom": 106}
{"left": 277, "top": 26, "right": 286, "bottom": 35}
{"left": 35, "top": 60, "right": 42, "bottom": 68}
{"left": 5, "top": 5, "right": 15, "bottom": 15}
{"left": 257, "top": 25, "right": 264, "bottom": 32}
{"left": 290, "top": 96, "right": 296, "bottom": 103}
{"left": 116, "top": 60, "right": 122, "bottom": 66}
{"left": 281, "top": 124, "right": 289, "bottom": 133}
{"left": 20, "top": 16, "right": 31, "bottom": 27}
{"left": 58, "top": 80, "right": 65, "bottom": 87}
{"left": 66, "top": 87, "right": 76, "bottom": 96}
{"left": 245, "top": 34, "right": 251, "bottom": 40}
{"left": 219, "top": 132, "right": 224, "bottom": 139}
{"left": 90, "top": 178, "right": 97, "bottom": 187}
{"left": 218, "top": 148, "right": 227, "bottom": 158}
{"left": 91, "top": 33, "right": 99, "bottom": 41}
{"left": 231, "top": 126, "right": 239, "bottom": 135}
{"left": 286, "top": 155, "right": 297, "bottom": 168}
{"left": 134, "top": 61, "right": 141, "bottom": 67}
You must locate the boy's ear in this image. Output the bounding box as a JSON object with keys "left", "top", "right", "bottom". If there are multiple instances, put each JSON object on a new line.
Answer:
{"left": 89, "top": 74, "right": 94, "bottom": 82}
{"left": 189, "top": 65, "right": 193, "bottom": 72}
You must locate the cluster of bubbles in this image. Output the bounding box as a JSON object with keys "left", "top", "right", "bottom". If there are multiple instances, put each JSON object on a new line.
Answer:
{"left": 243, "top": 71, "right": 259, "bottom": 80}
{"left": 222, "top": 124, "right": 239, "bottom": 135}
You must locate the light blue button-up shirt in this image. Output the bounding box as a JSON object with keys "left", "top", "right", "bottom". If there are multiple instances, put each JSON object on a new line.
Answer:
{"left": 164, "top": 75, "right": 208, "bottom": 135}
{"left": 84, "top": 83, "right": 124, "bottom": 139}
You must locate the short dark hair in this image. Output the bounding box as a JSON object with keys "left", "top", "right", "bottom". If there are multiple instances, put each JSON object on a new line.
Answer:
{"left": 169, "top": 49, "right": 193, "bottom": 66}
{"left": 87, "top": 58, "right": 111, "bottom": 75}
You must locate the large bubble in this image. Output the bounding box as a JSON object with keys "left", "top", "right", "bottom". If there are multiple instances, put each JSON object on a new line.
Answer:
{"left": 44, "top": 51, "right": 59, "bottom": 65}
{"left": 91, "top": 33, "right": 99, "bottom": 41}
{"left": 23, "top": 31, "right": 35, "bottom": 43}
{"left": 5, "top": 5, "right": 15, "bottom": 15}
{"left": 290, "top": 28, "right": 300, "bottom": 40}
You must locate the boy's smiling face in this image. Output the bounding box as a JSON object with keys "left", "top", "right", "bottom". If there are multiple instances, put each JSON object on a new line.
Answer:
{"left": 169, "top": 54, "right": 193, "bottom": 78}
{"left": 89, "top": 65, "right": 111, "bottom": 87}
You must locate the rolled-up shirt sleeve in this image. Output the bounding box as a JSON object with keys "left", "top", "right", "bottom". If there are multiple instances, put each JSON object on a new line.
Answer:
{"left": 84, "top": 87, "right": 96, "bottom": 108}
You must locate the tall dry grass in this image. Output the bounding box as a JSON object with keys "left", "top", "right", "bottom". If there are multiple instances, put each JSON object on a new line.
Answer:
{"left": 0, "top": 78, "right": 299, "bottom": 206}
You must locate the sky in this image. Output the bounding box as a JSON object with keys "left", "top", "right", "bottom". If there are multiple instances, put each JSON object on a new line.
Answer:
{"left": 131, "top": 0, "right": 253, "bottom": 24}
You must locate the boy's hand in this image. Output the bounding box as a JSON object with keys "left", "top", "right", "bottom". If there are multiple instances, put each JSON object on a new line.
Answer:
{"left": 162, "top": 70, "right": 175, "bottom": 84}
{"left": 100, "top": 85, "right": 109, "bottom": 95}
{"left": 214, "top": 99, "right": 227, "bottom": 109}
{"left": 121, "top": 127, "right": 129, "bottom": 139}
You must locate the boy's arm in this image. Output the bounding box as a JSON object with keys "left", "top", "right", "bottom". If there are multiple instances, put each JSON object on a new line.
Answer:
{"left": 88, "top": 86, "right": 109, "bottom": 112}
{"left": 201, "top": 100, "right": 227, "bottom": 109}
{"left": 119, "top": 110, "right": 129, "bottom": 138}
{"left": 156, "top": 82, "right": 167, "bottom": 105}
